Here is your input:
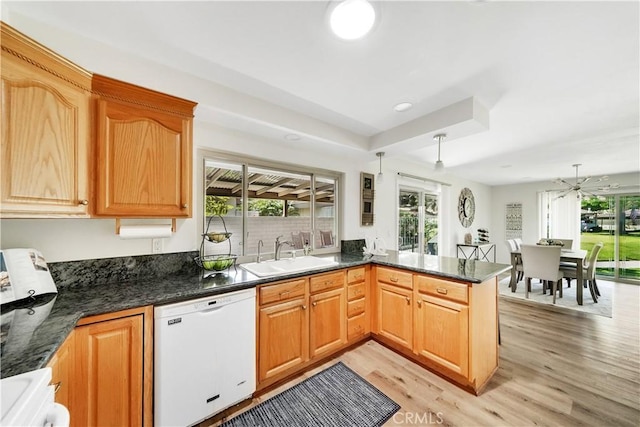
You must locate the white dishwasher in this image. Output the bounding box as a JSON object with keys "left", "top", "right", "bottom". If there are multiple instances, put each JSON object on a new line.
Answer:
{"left": 154, "top": 288, "right": 256, "bottom": 427}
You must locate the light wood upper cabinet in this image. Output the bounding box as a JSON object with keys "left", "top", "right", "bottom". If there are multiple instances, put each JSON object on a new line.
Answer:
{"left": 1, "top": 22, "right": 91, "bottom": 217}
{"left": 92, "top": 74, "right": 196, "bottom": 218}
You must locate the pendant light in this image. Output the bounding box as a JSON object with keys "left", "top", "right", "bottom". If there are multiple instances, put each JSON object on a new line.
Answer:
{"left": 376, "top": 152, "right": 385, "bottom": 184}
{"left": 434, "top": 133, "right": 446, "bottom": 173}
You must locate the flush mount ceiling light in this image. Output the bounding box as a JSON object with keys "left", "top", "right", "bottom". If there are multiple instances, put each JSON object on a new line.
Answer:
{"left": 329, "top": 0, "right": 376, "bottom": 40}
{"left": 376, "top": 152, "right": 385, "bottom": 184}
{"left": 393, "top": 102, "right": 413, "bottom": 112}
{"left": 433, "top": 133, "right": 446, "bottom": 173}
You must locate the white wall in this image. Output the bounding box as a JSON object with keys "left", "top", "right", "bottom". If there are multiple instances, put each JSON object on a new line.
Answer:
{"left": 0, "top": 13, "right": 492, "bottom": 263}
{"left": 490, "top": 171, "right": 640, "bottom": 264}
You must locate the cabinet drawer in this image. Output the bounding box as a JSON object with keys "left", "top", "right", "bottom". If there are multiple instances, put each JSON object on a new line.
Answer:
{"left": 259, "top": 279, "right": 306, "bottom": 305}
{"left": 347, "top": 312, "right": 367, "bottom": 341}
{"left": 347, "top": 282, "right": 366, "bottom": 301}
{"left": 310, "top": 271, "right": 345, "bottom": 294}
{"left": 347, "top": 267, "right": 366, "bottom": 284}
{"left": 347, "top": 297, "right": 365, "bottom": 318}
{"left": 415, "top": 275, "right": 468, "bottom": 304}
{"left": 376, "top": 267, "right": 413, "bottom": 289}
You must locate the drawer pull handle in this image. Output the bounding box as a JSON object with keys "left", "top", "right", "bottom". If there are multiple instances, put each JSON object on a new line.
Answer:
{"left": 279, "top": 290, "right": 290, "bottom": 297}
{"left": 436, "top": 287, "right": 448, "bottom": 295}
{"left": 390, "top": 277, "right": 399, "bottom": 283}
{"left": 53, "top": 382, "right": 62, "bottom": 393}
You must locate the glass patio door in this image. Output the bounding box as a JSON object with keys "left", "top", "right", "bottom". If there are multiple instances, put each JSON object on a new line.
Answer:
{"left": 398, "top": 189, "right": 439, "bottom": 255}
{"left": 580, "top": 193, "right": 640, "bottom": 282}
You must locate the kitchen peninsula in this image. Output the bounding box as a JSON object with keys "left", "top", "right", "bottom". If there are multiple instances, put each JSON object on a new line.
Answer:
{"left": 1, "top": 251, "right": 510, "bottom": 389}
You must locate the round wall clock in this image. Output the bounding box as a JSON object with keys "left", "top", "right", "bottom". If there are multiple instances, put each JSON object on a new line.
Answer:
{"left": 458, "top": 187, "right": 475, "bottom": 228}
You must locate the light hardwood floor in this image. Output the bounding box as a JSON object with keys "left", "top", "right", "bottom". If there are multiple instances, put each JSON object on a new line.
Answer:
{"left": 208, "top": 280, "right": 640, "bottom": 426}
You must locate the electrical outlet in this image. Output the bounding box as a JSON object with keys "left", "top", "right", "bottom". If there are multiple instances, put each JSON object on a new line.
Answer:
{"left": 152, "top": 238, "right": 163, "bottom": 254}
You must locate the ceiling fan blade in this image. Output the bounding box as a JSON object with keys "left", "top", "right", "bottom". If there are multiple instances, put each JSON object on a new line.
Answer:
{"left": 553, "top": 189, "right": 572, "bottom": 200}
{"left": 579, "top": 176, "right": 592, "bottom": 185}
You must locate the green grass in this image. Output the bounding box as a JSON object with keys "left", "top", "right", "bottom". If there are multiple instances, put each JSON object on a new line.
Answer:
{"left": 581, "top": 232, "right": 640, "bottom": 279}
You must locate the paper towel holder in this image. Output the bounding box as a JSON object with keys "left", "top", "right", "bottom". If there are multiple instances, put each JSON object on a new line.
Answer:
{"left": 115, "top": 218, "right": 177, "bottom": 235}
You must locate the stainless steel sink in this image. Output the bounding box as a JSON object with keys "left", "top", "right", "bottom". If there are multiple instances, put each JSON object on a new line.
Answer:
{"left": 240, "top": 256, "right": 339, "bottom": 278}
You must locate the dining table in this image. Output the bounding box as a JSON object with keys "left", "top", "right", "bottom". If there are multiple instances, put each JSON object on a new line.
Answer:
{"left": 509, "top": 248, "right": 588, "bottom": 305}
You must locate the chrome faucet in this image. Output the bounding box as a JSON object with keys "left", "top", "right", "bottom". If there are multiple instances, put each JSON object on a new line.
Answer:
{"left": 274, "top": 235, "right": 292, "bottom": 261}
{"left": 257, "top": 240, "right": 264, "bottom": 263}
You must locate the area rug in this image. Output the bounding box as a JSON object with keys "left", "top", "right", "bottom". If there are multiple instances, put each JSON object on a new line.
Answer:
{"left": 222, "top": 362, "right": 400, "bottom": 427}
{"left": 498, "top": 276, "right": 613, "bottom": 318}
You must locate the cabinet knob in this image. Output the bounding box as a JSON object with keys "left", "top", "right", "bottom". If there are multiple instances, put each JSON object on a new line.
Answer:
{"left": 312, "top": 301, "right": 317, "bottom": 307}
{"left": 301, "top": 305, "right": 307, "bottom": 310}
{"left": 417, "top": 300, "right": 422, "bottom": 307}
{"left": 405, "top": 296, "right": 411, "bottom": 304}
{"left": 182, "top": 203, "right": 189, "bottom": 209}
{"left": 79, "top": 199, "right": 89, "bottom": 206}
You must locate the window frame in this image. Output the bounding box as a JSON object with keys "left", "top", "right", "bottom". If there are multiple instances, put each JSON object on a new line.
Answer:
{"left": 197, "top": 149, "right": 342, "bottom": 260}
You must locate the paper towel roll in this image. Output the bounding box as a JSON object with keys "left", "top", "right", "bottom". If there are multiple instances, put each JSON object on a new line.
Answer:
{"left": 119, "top": 224, "right": 173, "bottom": 239}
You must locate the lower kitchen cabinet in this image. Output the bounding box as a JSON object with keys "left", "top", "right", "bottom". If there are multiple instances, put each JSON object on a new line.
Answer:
{"left": 47, "top": 330, "right": 75, "bottom": 410}
{"left": 415, "top": 293, "right": 469, "bottom": 377}
{"left": 309, "top": 287, "right": 346, "bottom": 358}
{"left": 376, "top": 282, "right": 413, "bottom": 349}
{"left": 47, "top": 306, "right": 153, "bottom": 427}
{"left": 258, "top": 296, "right": 309, "bottom": 382}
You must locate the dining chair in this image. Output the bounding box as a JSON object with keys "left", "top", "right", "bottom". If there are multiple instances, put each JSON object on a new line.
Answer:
{"left": 552, "top": 238, "right": 573, "bottom": 249}
{"left": 320, "top": 230, "right": 334, "bottom": 247}
{"left": 560, "top": 242, "right": 603, "bottom": 303}
{"left": 513, "top": 238, "right": 522, "bottom": 250}
{"left": 520, "top": 244, "right": 565, "bottom": 304}
{"left": 505, "top": 239, "right": 523, "bottom": 283}
{"left": 291, "top": 232, "right": 304, "bottom": 250}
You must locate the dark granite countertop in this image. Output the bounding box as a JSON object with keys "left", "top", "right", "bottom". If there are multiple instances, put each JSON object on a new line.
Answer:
{"left": 1, "top": 251, "right": 510, "bottom": 378}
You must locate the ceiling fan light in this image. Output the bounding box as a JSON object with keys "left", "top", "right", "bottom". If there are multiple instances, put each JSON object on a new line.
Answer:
{"left": 330, "top": 0, "right": 376, "bottom": 40}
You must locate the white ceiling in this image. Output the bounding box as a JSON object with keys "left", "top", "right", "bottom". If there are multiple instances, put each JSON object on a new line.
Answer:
{"left": 4, "top": 1, "right": 639, "bottom": 186}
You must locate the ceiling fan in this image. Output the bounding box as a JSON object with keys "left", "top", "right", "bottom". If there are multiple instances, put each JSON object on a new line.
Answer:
{"left": 553, "top": 164, "right": 620, "bottom": 199}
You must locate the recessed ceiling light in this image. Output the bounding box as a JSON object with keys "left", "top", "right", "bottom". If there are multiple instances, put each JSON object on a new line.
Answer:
{"left": 329, "top": 0, "right": 376, "bottom": 40}
{"left": 394, "top": 102, "right": 413, "bottom": 112}
{"left": 284, "top": 133, "right": 301, "bottom": 141}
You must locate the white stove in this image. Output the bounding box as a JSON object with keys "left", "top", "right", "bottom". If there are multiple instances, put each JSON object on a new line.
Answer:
{"left": 1, "top": 367, "right": 69, "bottom": 427}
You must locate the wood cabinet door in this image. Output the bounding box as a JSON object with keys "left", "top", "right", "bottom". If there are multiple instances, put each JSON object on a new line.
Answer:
{"left": 1, "top": 27, "right": 91, "bottom": 217}
{"left": 47, "top": 331, "right": 75, "bottom": 411}
{"left": 258, "top": 297, "right": 309, "bottom": 382}
{"left": 377, "top": 282, "right": 413, "bottom": 349}
{"left": 94, "top": 98, "right": 192, "bottom": 217}
{"left": 309, "top": 287, "right": 346, "bottom": 358}
{"left": 75, "top": 314, "right": 145, "bottom": 427}
{"left": 415, "top": 293, "right": 469, "bottom": 377}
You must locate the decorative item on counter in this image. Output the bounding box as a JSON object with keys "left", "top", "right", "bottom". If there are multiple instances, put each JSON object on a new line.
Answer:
{"left": 195, "top": 196, "right": 237, "bottom": 276}
{"left": 464, "top": 233, "right": 473, "bottom": 245}
{"left": 537, "top": 238, "right": 564, "bottom": 246}
{"left": 363, "top": 237, "right": 388, "bottom": 256}
{"left": 477, "top": 228, "right": 490, "bottom": 243}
